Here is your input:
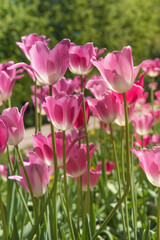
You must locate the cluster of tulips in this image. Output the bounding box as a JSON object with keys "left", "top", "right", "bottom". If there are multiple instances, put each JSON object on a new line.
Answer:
{"left": 0, "top": 33, "right": 160, "bottom": 239}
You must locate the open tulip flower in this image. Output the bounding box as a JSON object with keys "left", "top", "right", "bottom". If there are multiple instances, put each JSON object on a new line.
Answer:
{"left": 42, "top": 93, "right": 83, "bottom": 131}
{"left": 0, "top": 61, "right": 24, "bottom": 81}
{"left": 91, "top": 46, "right": 140, "bottom": 93}
{"left": 0, "top": 71, "right": 17, "bottom": 102}
{"left": 69, "top": 42, "right": 106, "bottom": 75}
{"left": 16, "top": 33, "right": 50, "bottom": 61}
{"left": 96, "top": 161, "right": 115, "bottom": 175}
{"left": 1, "top": 102, "right": 29, "bottom": 145}
{"left": 141, "top": 58, "right": 160, "bottom": 77}
{"left": 132, "top": 113, "right": 154, "bottom": 136}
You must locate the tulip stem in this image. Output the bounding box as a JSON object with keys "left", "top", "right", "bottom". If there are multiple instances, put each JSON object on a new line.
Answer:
{"left": 15, "top": 145, "right": 38, "bottom": 220}
{"left": 49, "top": 85, "right": 59, "bottom": 240}
{"left": 157, "top": 188, "right": 160, "bottom": 240}
{"left": 63, "top": 130, "right": 75, "bottom": 240}
{"left": 109, "top": 123, "right": 126, "bottom": 239}
{"left": 80, "top": 75, "right": 90, "bottom": 215}
{"left": 34, "top": 78, "right": 38, "bottom": 134}
{"left": 92, "top": 93, "right": 131, "bottom": 240}
{"left": 0, "top": 193, "right": 8, "bottom": 240}
{"left": 151, "top": 77, "right": 155, "bottom": 115}
{"left": 101, "top": 122, "right": 106, "bottom": 183}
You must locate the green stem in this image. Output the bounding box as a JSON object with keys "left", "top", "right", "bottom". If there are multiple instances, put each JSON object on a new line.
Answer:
{"left": 109, "top": 123, "right": 126, "bottom": 240}
{"left": 63, "top": 131, "right": 75, "bottom": 240}
{"left": 80, "top": 75, "right": 90, "bottom": 215}
{"left": 8, "top": 98, "right": 11, "bottom": 108}
{"left": 38, "top": 86, "right": 43, "bottom": 131}
{"left": 92, "top": 93, "right": 131, "bottom": 240}
{"left": 0, "top": 193, "right": 8, "bottom": 240}
{"left": 49, "top": 84, "right": 59, "bottom": 240}
{"left": 77, "top": 177, "right": 80, "bottom": 231}
{"left": 157, "top": 188, "right": 160, "bottom": 240}
{"left": 34, "top": 79, "right": 38, "bottom": 134}
{"left": 101, "top": 122, "right": 106, "bottom": 183}
{"left": 15, "top": 145, "right": 38, "bottom": 219}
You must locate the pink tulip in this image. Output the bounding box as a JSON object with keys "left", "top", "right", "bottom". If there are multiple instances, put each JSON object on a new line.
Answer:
{"left": 155, "top": 91, "right": 160, "bottom": 101}
{"left": 52, "top": 77, "right": 78, "bottom": 96}
{"left": 33, "top": 131, "right": 86, "bottom": 167}
{"left": 16, "top": 33, "right": 50, "bottom": 61}
{"left": 141, "top": 58, "right": 160, "bottom": 77}
{"left": 69, "top": 42, "right": 106, "bottom": 75}
{"left": 96, "top": 161, "right": 115, "bottom": 174}
{"left": 152, "top": 134, "right": 160, "bottom": 145}
{"left": 42, "top": 93, "right": 83, "bottom": 131}
{"left": 9, "top": 39, "right": 71, "bottom": 86}
{"left": 72, "top": 75, "right": 88, "bottom": 92}
{"left": 148, "top": 82, "right": 158, "bottom": 90}
{"left": 88, "top": 91, "right": 118, "bottom": 124}
{"left": 91, "top": 46, "right": 140, "bottom": 93}
{"left": 0, "top": 165, "right": 8, "bottom": 181}
{"left": 0, "top": 71, "right": 17, "bottom": 102}
{"left": 132, "top": 113, "right": 154, "bottom": 136}
{"left": 9, "top": 153, "right": 53, "bottom": 197}
{"left": 73, "top": 99, "right": 90, "bottom": 130}
{"left": 86, "top": 75, "right": 109, "bottom": 99}
{"left": 114, "top": 100, "right": 135, "bottom": 126}
{"left": 2, "top": 103, "right": 29, "bottom": 145}
{"left": 0, "top": 119, "right": 8, "bottom": 156}
{"left": 133, "top": 132, "right": 151, "bottom": 148}
{"left": 0, "top": 61, "right": 23, "bottom": 81}
{"left": 136, "top": 91, "right": 149, "bottom": 107}
{"left": 79, "top": 168, "right": 101, "bottom": 191}
{"left": 131, "top": 147, "right": 160, "bottom": 187}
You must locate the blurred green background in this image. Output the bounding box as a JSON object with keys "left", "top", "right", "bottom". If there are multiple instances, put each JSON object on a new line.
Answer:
{"left": 0, "top": 0, "right": 160, "bottom": 126}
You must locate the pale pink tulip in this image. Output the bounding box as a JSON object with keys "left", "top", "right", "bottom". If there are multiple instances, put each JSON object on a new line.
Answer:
{"left": 148, "top": 82, "right": 158, "bottom": 90}
{"left": 69, "top": 42, "right": 106, "bottom": 75}
{"left": 0, "top": 71, "right": 17, "bottom": 102}
{"left": 0, "top": 165, "right": 8, "bottom": 181}
{"left": 0, "top": 119, "right": 8, "bottom": 156}
{"left": 2, "top": 103, "right": 29, "bottom": 145}
{"left": 141, "top": 58, "right": 160, "bottom": 77}
{"left": 42, "top": 93, "right": 83, "bottom": 131}
{"left": 132, "top": 113, "right": 154, "bottom": 136}
{"left": 131, "top": 147, "right": 160, "bottom": 187}
{"left": 0, "top": 61, "right": 23, "bottom": 81}
{"left": 114, "top": 100, "right": 135, "bottom": 126}
{"left": 91, "top": 46, "right": 140, "bottom": 93}
{"left": 52, "top": 77, "right": 78, "bottom": 96}
{"left": 88, "top": 91, "right": 118, "bottom": 124}
{"left": 16, "top": 33, "right": 50, "bottom": 61}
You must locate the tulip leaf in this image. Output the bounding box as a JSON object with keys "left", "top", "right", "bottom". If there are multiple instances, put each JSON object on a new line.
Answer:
{"left": 142, "top": 220, "right": 152, "bottom": 240}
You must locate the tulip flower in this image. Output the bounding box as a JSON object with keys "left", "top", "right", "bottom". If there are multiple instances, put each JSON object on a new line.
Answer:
{"left": 52, "top": 77, "right": 78, "bottom": 96}
{"left": 9, "top": 39, "right": 71, "bottom": 86}
{"left": 0, "top": 119, "right": 8, "bottom": 156}
{"left": 141, "top": 58, "right": 160, "bottom": 77}
{"left": 152, "top": 134, "right": 160, "bottom": 145}
{"left": 0, "top": 61, "right": 24, "bottom": 81}
{"left": 132, "top": 113, "right": 154, "bottom": 136}
{"left": 73, "top": 99, "right": 90, "bottom": 130}
{"left": 131, "top": 147, "right": 160, "bottom": 187}
{"left": 91, "top": 46, "right": 140, "bottom": 93}
{"left": 96, "top": 161, "right": 115, "bottom": 174}
{"left": 33, "top": 131, "right": 86, "bottom": 167}
{"left": 133, "top": 132, "right": 152, "bottom": 148}
{"left": 78, "top": 168, "right": 101, "bottom": 191}
{"left": 114, "top": 100, "right": 135, "bottom": 126}
{"left": 88, "top": 91, "right": 118, "bottom": 124}
{"left": 9, "top": 157, "right": 53, "bottom": 197}
{"left": 2, "top": 102, "right": 29, "bottom": 145}
{"left": 69, "top": 42, "right": 106, "bottom": 75}
{"left": 42, "top": 93, "right": 83, "bottom": 131}
{"left": 0, "top": 71, "right": 17, "bottom": 102}
{"left": 16, "top": 33, "right": 50, "bottom": 61}
{"left": 148, "top": 82, "right": 158, "bottom": 90}
{"left": 0, "top": 165, "right": 8, "bottom": 181}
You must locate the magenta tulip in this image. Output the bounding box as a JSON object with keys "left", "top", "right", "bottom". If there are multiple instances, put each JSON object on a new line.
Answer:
{"left": 69, "top": 42, "right": 106, "bottom": 75}
{"left": 141, "top": 58, "right": 160, "bottom": 77}
{"left": 0, "top": 71, "right": 17, "bottom": 102}
{"left": 131, "top": 147, "right": 160, "bottom": 187}
{"left": 91, "top": 46, "right": 140, "bottom": 93}
{"left": 133, "top": 132, "right": 151, "bottom": 148}
{"left": 16, "top": 33, "right": 50, "bottom": 61}
{"left": 96, "top": 161, "right": 115, "bottom": 174}
{"left": 42, "top": 93, "right": 83, "bottom": 131}
{"left": 2, "top": 103, "right": 29, "bottom": 145}
{"left": 79, "top": 168, "right": 101, "bottom": 191}
{"left": 52, "top": 77, "right": 78, "bottom": 96}
{"left": 73, "top": 99, "right": 90, "bottom": 130}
